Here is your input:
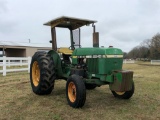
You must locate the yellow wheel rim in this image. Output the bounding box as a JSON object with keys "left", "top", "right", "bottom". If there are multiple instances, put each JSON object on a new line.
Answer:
{"left": 115, "top": 91, "right": 125, "bottom": 95}
{"left": 68, "top": 82, "right": 76, "bottom": 102}
{"left": 32, "top": 61, "right": 40, "bottom": 87}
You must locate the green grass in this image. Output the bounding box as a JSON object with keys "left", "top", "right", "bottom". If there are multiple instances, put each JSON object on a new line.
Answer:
{"left": 0, "top": 63, "right": 160, "bottom": 120}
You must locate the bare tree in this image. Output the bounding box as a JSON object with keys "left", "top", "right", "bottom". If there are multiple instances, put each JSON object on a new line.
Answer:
{"left": 139, "top": 39, "right": 150, "bottom": 59}
{"left": 150, "top": 33, "right": 160, "bottom": 59}
{"left": 126, "top": 46, "right": 140, "bottom": 59}
{"left": 126, "top": 33, "right": 160, "bottom": 60}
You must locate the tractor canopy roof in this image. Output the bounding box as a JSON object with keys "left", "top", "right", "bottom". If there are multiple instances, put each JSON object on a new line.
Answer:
{"left": 43, "top": 16, "right": 97, "bottom": 30}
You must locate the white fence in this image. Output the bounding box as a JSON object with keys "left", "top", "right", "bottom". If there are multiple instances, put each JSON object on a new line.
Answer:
{"left": 123, "top": 59, "right": 135, "bottom": 64}
{"left": 151, "top": 60, "right": 160, "bottom": 65}
{"left": 0, "top": 56, "right": 31, "bottom": 76}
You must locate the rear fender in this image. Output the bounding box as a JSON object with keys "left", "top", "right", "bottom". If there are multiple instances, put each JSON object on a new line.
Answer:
{"left": 48, "top": 50, "right": 63, "bottom": 77}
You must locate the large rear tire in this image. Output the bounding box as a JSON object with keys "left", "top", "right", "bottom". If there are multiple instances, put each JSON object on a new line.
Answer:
{"left": 30, "top": 51, "right": 56, "bottom": 95}
{"left": 66, "top": 75, "right": 86, "bottom": 108}
{"left": 111, "top": 82, "right": 135, "bottom": 99}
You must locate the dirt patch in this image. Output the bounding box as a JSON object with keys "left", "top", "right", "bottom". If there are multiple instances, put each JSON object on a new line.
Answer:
{"left": 0, "top": 81, "right": 29, "bottom": 87}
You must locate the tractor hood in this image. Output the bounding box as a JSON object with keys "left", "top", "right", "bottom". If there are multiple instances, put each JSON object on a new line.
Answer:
{"left": 72, "top": 47, "right": 123, "bottom": 57}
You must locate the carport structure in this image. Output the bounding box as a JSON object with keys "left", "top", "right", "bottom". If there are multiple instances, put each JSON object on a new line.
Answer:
{"left": 0, "top": 41, "right": 52, "bottom": 57}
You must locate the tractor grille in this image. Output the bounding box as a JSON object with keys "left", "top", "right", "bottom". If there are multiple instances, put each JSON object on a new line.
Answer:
{"left": 87, "top": 58, "right": 98, "bottom": 73}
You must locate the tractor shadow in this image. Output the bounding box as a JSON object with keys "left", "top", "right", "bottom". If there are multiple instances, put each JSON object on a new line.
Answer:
{"left": 84, "top": 86, "right": 136, "bottom": 109}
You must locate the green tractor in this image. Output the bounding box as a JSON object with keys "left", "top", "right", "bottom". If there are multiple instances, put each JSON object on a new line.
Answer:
{"left": 30, "top": 16, "right": 134, "bottom": 108}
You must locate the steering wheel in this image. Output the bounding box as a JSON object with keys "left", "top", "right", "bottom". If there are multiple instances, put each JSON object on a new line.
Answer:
{"left": 69, "top": 46, "right": 75, "bottom": 50}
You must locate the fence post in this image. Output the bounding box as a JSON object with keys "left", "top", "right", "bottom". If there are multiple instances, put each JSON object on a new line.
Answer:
{"left": 8, "top": 58, "right": 10, "bottom": 67}
{"left": 20, "top": 58, "right": 22, "bottom": 66}
{"left": 3, "top": 56, "right": 6, "bottom": 76}
{"left": 28, "top": 57, "right": 31, "bottom": 73}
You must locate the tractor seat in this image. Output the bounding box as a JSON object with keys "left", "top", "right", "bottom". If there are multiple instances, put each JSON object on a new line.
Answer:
{"left": 58, "top": 47, "right": 73, "bottom": 55}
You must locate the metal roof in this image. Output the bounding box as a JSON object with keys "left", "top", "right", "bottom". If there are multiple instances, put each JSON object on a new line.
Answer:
{"left": 0, "top": 41, "right": 52, "bottom": 48}
{"left": 43, "top": 16, "right": 97, "bottom": 30}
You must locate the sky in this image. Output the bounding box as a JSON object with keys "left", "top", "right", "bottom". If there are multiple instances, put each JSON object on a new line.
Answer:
{"left": 0, "top": 0, "right": 160, "bottom": 52}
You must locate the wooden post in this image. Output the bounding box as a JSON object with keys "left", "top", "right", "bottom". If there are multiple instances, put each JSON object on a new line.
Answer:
{"left": 28, "top": 57, "right": 31, "bottom": 73}
{"left": 3, "top": 56, "right": 6, "bottom": 76}
{"left": 20, "top": 58, "right": 22, "bottom": 66}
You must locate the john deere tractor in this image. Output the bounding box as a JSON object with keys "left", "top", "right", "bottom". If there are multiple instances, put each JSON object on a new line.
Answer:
{"left": 30, "top": 16, "right": 134, "bottom": 108}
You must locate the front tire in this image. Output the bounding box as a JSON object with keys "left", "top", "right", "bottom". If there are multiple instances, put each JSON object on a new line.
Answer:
{"left": 66, "top": 75, "right": 86, "bottom": 108}
{"left": 30, "top": 52, "right": 56, "bottom": 95}
{"left": 111, "top": 82, "right": 135, "bottom": 99}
